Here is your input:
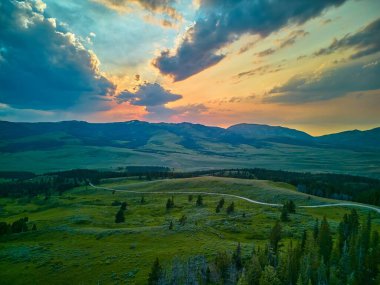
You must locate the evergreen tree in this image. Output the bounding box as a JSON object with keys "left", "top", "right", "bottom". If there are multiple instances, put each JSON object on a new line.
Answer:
{"left": 120, "top": 201, "right": 127, "bottom": 211}
{"left": 259, "top": 265, "right": 281, "bottom": 285}
{"left": 166, "top": 198, "right": 174, "bottom": 210}
{"left": 32, "top": 224, "right": 37, "bottom": 231}
{"left": 301, "top": 230, "right": 307, "bottom": 252}
{"left": 233, "top": 243, "right": 243, "bottom": 271}
{"left": 226, "top": 202, "right": 235, "bottom": 214}
{"left": 148, "top": 258, "right": 163, "bottom": 285}
{"left": 269, "top": 221, "right": 282, "bottom": 253}
{"left": 280, "top": 205, "right": 290, "bottom": 222}
{"left": 218, "top": 198, "right": 225, "bottom": 209}
{"left": 317, "top": 258, "right": 328, "bottom": 285}
{"left": 115, "top": 209, "right": 125, "bottom": 223}
{"left": 246, "top": 254, "right": 262, "bottom": 285}
{"left": 179, "top": 214, "right": 187, "bottom": 226}
{"left": 313, "top": 219, "right": 319, "bottom": 240}
{"left": 318, "top": 216, "right": 333, "bottom": 263}
{"left": 169, "top": 220, "right": 173, "bottom": 230}
{"left": 288, "top": 200, "right": 296, "bottom": 213}
{"left": 140, "top": 196, "right": 145, "bottom": 204}
{"left": 196, "top": 195, "right": 203, "bottom": 206}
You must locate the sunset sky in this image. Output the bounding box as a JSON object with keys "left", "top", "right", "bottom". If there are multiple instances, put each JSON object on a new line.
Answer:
{"left": 0, "top": 0, "right": 379, "bottom": 135}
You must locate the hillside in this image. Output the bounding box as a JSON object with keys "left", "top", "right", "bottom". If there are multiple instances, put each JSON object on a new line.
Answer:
{"left": 0, "top": 121, "right": 380, "bottom": 177}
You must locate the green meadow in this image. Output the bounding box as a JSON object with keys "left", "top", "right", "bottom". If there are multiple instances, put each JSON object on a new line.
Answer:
{"left": 1, "top": 177, "right": 379, "bottom": 284}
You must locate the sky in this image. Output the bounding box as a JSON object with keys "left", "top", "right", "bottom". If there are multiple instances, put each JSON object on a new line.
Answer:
{"left": 0, "top": 0, "right": 379, "bottom": 135}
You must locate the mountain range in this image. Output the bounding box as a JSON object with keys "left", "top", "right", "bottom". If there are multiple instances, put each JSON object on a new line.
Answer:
{"left": 0, "top": 120, "right": 379, "bottom": 176}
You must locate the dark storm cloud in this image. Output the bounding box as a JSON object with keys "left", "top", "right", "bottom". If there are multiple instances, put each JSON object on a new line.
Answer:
{"left": 117, "top": 83, "right": 182, "bottom": 106}
{"left": 153, "top": 0, "right": 347, "bottom": 81}
{"left": 266, "top": 59, "right": 380, "bottom": 104}
{"left": 0, "top": 0, "right": 115, "bottom": 111}
{"left": 315, "top": 18, "right": 380, "bottom": 59}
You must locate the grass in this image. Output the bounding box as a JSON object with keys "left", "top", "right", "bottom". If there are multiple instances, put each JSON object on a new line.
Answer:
{"left": 1, "top": 141, "right": 380, "bottom": 178}
{"left": 0, "top": 177, "right": 379, "bottom": 284}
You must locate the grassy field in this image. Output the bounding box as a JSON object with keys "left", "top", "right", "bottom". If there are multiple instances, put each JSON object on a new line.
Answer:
{"left": 1, "top": 142, "right": 380, "bottom": 178}
{"left": 1, "top": 177, "right": 379, "bottom": 284}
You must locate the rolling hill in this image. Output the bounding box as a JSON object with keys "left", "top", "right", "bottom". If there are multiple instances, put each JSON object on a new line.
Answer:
{"left": 0, "top": 120, "right": 380, "bottom": 177}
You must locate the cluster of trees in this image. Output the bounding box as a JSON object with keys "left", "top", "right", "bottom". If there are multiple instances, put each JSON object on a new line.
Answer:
{"left": 0, "top": 177, "right": 78, "bottom": 198}
{"left": 215, "top": 198, "right": 235, "bottom": 214}
{"left": 211, "top": 169, "right": 380, "bottom": 206}
{"left": 0, "top": 217, "right": 36, "bottom": 236}
{"left": 115, "top": 202, "right": 127, "bottom": 223}
{"left": 148, "top": 210, "right": 379, "bottom": 284}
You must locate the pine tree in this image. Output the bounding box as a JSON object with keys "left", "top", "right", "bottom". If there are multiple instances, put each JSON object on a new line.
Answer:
{"left": 226, "top": 202, "right": 235, "bottom": 214}
{"left": 269, "top": 221, "right": 282, "bottom": 253}
{"left": 148, "top": 258, "right": 163, "bottom": 285}
{"left": 218, "top": 198, "right": 225, "bottom": 208}
{"left": 179, "top": 214, "right": 187, "bottom": 226}
{"left": 318, "top": 216, "right": 333, "bottom": 263}
{"left": 166, "top": 198, "right": 174, "bottom": 210}
{"left": 288, "top": 200, "right": 296, "bottom": 213}
{"left": 280, "top": 205, "right": 290, "bottom": 222}
{"left": 313, "top": 219, "right": 319, "bottom": 240}
{"left": 301, "top": 230, "right": 307, "bottom": 252}
{"left": 233, "top": 243, "right": 243, "bottom": 271}
{"left": 169, "top": 220, "right": 173, "bottom": 230}
{"left": 120, "top": 201, "right": 127, "bottom": 211}
{"left": 259, "top": 265, "right": 281, "bottom": 285}
{"left": 196, "top": 195, "right": 203, "bottom": 206}
{"left": 246, "top": 254, "right": 262, "bottom": 285}
{"left": 115, "top": 209, "right": 125, "bottom": 223}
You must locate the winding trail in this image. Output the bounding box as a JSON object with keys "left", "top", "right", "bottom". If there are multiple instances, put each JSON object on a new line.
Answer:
{"left": 89, "top": 183, "right": 380, "bottom": 214}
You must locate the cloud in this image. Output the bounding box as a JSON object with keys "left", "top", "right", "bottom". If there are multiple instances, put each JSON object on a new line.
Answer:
{"left": 315, "top": 17, "right": 380, "bottom": 59}
{"left": 257, "top": 30, "right": 309, "bottom": 58}
{"left": 116, "top": 82, "right": 208, "bottom": 122}
{"left": 93, "top": 0, "right": 181, "bottom": 22}
{"left": 153, "top": 0, "right": 347, "bottom": 81}
{"left": 145, "top": 103, "right": 208, "bottom": 121}
{"left": 117, "top": 82, "right": 182, "bottom": 106}
{"left": 236, "top": 63, "right": 283, "bottom": 79}
{"left": 0, "top": 0, "right": 115, "bottom": 111}
{"left": 266, "top": 59, "right": 380, "bottom": 104}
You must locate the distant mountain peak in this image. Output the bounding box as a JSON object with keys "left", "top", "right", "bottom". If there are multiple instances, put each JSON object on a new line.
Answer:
{"left": 227, "top": 123, "right": 312, "bottom": 140}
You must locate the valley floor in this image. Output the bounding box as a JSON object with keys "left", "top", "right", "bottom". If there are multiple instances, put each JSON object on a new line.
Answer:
{"left": 1, "top": 177, "right": 379, "bottom": 284}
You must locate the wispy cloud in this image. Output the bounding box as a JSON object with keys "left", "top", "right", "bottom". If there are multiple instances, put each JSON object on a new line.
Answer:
{"left": 266, "top": 59, "right": 380, "bottom": 104}
{"left": 314, "top": 17, "right": 380, "bottom": 59}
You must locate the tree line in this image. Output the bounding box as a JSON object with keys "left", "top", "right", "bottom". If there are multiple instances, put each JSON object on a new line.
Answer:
{"left": 2, "top": 167, "right": 379, "bottom": 206}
